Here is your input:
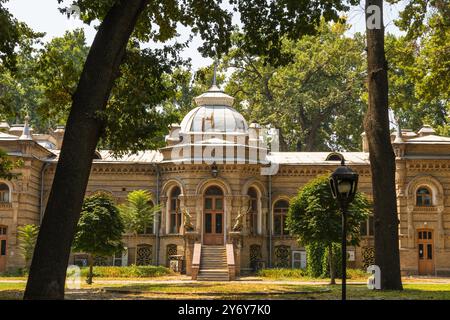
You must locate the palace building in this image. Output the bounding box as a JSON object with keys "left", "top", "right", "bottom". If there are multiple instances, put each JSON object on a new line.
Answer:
{"left": 1, "top": 83, "right": 450, "bottom": 279}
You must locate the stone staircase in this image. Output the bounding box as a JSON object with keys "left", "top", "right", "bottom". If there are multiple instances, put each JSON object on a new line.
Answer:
{"left": 197, "top": 245, "right": 230, "bottom": 281}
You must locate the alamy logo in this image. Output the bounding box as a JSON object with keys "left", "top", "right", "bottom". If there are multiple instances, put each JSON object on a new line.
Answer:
{"left": 367, "top": 265, "right": 381, "bottom": 289}
{"left": 66, "top": 265, "right": 81, "bottom": 290}
{"left": 366, "top": 5, "right": 382, "bottom": 30}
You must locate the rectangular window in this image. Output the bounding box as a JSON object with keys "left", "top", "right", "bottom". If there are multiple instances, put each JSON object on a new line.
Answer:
{"left": 1, "top": 240, "right": 6, "bottom": 256}
{"left": 215, "top": 198, "right": 223, "bottom": 210}
{"left": 205, "top": 214, "right": 212, "bottom": 233}
{"left": 204, "top": 198, "right": 213, "bottom": 210}
{"left": 113, "top": 253, "right": 122, "bottom": 266}
{"left": 274, "top": 215, "right": 282, "bottom": 235}
{"left": 215, "top": 214, "right": 223, "bottom": 234}
{"left": 292, "top": 251, "right": 307, "bottom": 269}
{"left": 427, "top": 244, "right": 433, "bottom": 260}
{"left": 419, "top": 244, "right": 424, "bottom": 259}
{"left": 170, "top": 214, "right": 176, "bottom": 233}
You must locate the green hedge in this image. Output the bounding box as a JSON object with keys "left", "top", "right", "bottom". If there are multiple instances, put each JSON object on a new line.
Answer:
{"left": 80, "top": 265, "right": 173, "bottom": 278}
{"left": 256, "top": 268, "right": 308, "bottom": 279}
{"left": 257, "top": 267, "right": 368, "bottom": 280}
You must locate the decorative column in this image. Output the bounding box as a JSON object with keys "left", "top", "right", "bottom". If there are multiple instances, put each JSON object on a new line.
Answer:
{"left": 159, "top": 195, "right": 167, "bottom": 235}
{"left": 195, "top": 195, "right": 202, "bottom": 235}
{"left": 437, "top": 204, "right": 445, "bottom": 249}
{"left": 225, "top": 195, "right": 233, "bottom": 236}
{"left": 178, "top": 195, "right": 187, "bottom": 235}
{"left": 406, "top": 204, "right": 414, "bottom": 248}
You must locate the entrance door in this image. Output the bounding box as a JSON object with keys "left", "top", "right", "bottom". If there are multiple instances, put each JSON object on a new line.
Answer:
{"left": 203, "top": 186, "right": 224, "bottom": 245}
{"left": 418, "top": 229, "right": 434, "bottom": 275}
{"left": 0, "top": 226, "right": 7, "bottom": 272}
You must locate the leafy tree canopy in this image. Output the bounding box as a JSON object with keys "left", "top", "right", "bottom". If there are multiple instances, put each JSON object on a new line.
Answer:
{"left": 72, "top": 192, "right": 124, "bottom": 257}
{"left": 287, "top": 174, "right": 371, "bottom": 246}
{"left": 224, "top": 20, "right": 367, "bottom": 151}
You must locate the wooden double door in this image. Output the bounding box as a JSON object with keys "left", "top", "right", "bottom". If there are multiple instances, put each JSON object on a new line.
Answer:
{"left": 418, "top": 229, "right": 434, "bottom": 275}
{"left": 0, "top": 226, "right": 7, "bottom": 272}
{"left": 203, "top": 186, "right": 224, "bottom": 245}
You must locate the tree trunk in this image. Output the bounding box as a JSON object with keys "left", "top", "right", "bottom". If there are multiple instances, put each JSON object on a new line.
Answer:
{"left": 87, "top": 254, "right": 94, "bottom": 285}
{"left": 364, "top": 0, "right": 402, "bottom": 290}
{"left": 329, "top": 244, "right": 336, "bottom": 285}
{"left": 23, "top": 0, "right": 149, "bottom": 300}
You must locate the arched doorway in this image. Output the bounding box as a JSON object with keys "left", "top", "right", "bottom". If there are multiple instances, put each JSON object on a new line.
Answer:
{"left": 418, "top": 229, "right": 434, "bottom": 275}
{"left": 203, "top": 186, "right": 224, "bottom": 245}
{"left": 0, "top": 226, "right": 7, "bottom": 272}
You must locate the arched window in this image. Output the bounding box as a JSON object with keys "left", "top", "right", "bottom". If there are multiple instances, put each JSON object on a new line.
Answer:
{"left": 325, "top": 152, "right": 344, "bottom": 162}
{"left": 205, "top": 186, "right": 223, "bottom": 196}
{"left": 416, "top": 187, "right": 432, "bottom": 206}
{"left": 169, "top": 187, "right": 181, "bottom": 234}
{"left": 274, "top": 199, "right": 289, "bottom": 236}
{"left": 247, "top": 187, "right": 258, "bottom": 235}
{"left": 0, "top": 184, "right": 10, "bottom": 203}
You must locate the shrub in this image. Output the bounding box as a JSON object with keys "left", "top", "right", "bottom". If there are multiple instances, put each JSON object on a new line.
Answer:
{"left": 0, "top": 268, "right": 28, "bottom": 277}
{"left": 321, "top": 243, "right": 342, "bottom": 278}
{"left": 256, "top": 268, "right": 307, "bottom": 279}
{"left": 306, "top": 243, "right": 325, "bottom": 278}
{"left": 347, "top": 268, "right": 369, "bottom": 280}
{"left": 79, "top": 265, "right": 173, "bottom": 278}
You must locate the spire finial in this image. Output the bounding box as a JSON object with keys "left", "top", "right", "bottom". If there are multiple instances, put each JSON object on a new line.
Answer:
{"left": 19, "top": 112, "right": 32, "bottom": 140}
{"left": 212, "top": 60, "right": 217, "bottom": 87}
{"left": 394, "top": 116, "right": 403, "bottom": 143}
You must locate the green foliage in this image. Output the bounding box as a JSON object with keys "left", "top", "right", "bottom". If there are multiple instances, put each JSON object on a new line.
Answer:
{"left": 0, "top": 149, "right": 23, "bottom": 180}
{"left": 17, "top": 224, "right": 39, "bottom": 268}
{"left": 119, "top": 190, "right": 158, "bottom": 235}
{"left": 224, "top": 21, "right": 366, "bottom": 151}
{"left": 321, "top": 243, "right": 342, "bottom": 278}
{"left": 79, "top": 265, "right": 173, "bottom": 278}
{"left": 386, "top": 0, "right": 449, "bottom": 133}
{"left": 306, "top": 242, "right": 326, "bottom": 278}
{"left": 256, "top": 268, "right": 308, "bottom": 279}
{"left": 72, "top": 192, "right": 124, "bottom": 257}
{"left": 0, "top": 0, "right": 41, "bottom": 70}
{"left": 287, "top": 174, "right": 371, "bottom": 246}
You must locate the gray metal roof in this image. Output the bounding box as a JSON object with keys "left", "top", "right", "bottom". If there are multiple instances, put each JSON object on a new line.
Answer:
{"left": 267, "top": 152, "right": 370, "bottom": 165}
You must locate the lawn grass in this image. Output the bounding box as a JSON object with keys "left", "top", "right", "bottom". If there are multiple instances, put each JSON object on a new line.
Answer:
{"left": 1, "top": 278, "right": 450, "bottom": 300}
{"left": 256, "top": 268, "right": 368, "bottom": 282}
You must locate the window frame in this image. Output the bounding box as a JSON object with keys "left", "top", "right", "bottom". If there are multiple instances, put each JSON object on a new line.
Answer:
{"left": 169, "top": 187, "right": 181, "bottom": 234}
{"left": 416, "top": 187, "right": 432, "bottom": 207}
{"left": 0, "top": 183, "right": 10, "bottom": 203}
{"left": 273, "top": 199, "right": 289, "bottom": 236}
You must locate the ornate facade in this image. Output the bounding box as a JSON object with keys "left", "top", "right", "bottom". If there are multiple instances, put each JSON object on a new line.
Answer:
{"left": 1, "top": 84, "right": 450, "bottom": 277}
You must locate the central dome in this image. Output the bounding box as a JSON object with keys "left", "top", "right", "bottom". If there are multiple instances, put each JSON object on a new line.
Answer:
{"left": 180, "top": 85, "right": 248, "bottom": 133}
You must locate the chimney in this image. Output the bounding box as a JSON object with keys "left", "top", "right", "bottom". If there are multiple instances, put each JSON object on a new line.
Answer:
{"left": 0, "top": 120, "right": 10, "bottom": 133}
{"left": 417, "top": 125, "right": 435, "bottom": 137}
{"left": 52, "top": 126, "right": 65, "bottom": 149}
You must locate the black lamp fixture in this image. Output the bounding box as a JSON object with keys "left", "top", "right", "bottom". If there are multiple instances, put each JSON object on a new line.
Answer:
{"left": 211, "top": 162, "right": 219, "bottom": 178}
{"left": 329, "top": 157, "right": 359, "bottom": 301}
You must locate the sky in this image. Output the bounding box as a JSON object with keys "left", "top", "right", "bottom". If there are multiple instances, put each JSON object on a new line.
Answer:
{"left": 5, "top": 0, "right": 406, "bottom": 71}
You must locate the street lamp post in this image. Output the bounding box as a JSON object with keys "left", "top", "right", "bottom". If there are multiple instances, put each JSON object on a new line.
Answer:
{"left": 329, "top": 158, "right": 359, "bottom": 301}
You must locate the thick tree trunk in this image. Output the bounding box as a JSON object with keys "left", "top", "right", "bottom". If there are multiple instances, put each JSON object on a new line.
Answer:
{"left": 24, "top": 0, "right": 149, "bottom": 300}
{"left": 328, "top": 244, "right": 336, "bottom": 285}
{"left": 364, "top": 0, "right": 402, "bottom": 290}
